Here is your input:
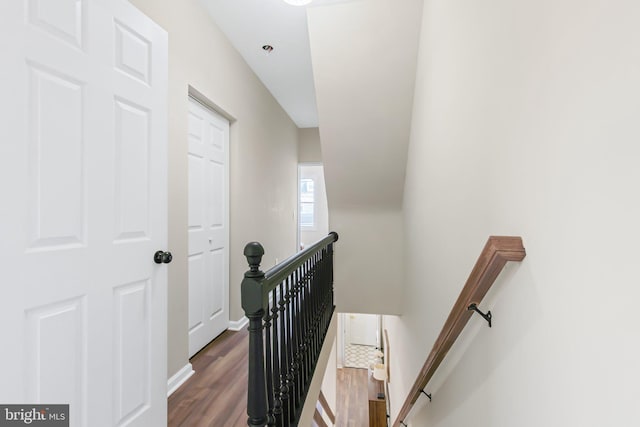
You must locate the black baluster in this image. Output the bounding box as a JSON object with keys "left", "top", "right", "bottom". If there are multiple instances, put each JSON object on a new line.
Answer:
{"left": 271, "top": 287, "right": 282, "bottom": 427}
{"left": 278, "top": 280, "right": 291, "bottom": 427}
{"left": 264, "top": 297, "right": 275, "bottom": 426}
{"left": 307, "top": 257, "right": 315, "bottom": 381}
{"left": 311, "top": 253, "right": 319, "bottom": 363}
{"left": 286, "top": 272, "right": 297, "bottom": 422}
{"left": 322, "top": 248, "right": 330, "bottom": 332}
{"left": 314, "top": 252, "right": 322, "bottom": 358}
{"left": 301, "top": 259, "right": 310, "bottom": 388}
{"left": 292, "top": 266, "right": 303, "bottom": 412}
{"left": 299, "top": 261, "right": 308, "bottom": 399}
{"left": 297, "top": 263, "right": 306, "bottom": 404}
{"left": 308, "top": 254, "right": 316, "bottom": 367}
{"left": 319, "top": 249, "right": 327, "bottom": 333}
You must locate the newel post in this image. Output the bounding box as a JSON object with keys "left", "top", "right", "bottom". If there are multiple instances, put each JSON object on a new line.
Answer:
{"left": 242, "top": 242, "right": 268, "bottom": 427}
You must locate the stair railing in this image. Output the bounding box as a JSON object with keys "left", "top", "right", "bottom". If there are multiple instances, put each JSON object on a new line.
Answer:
{"left": 393, "top": 236, "right": 526, "bottom": 427}
{"left": 242, "top": 232, "right": 339, "bottom": 427}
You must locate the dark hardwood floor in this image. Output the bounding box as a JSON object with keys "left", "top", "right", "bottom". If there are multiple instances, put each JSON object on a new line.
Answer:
{"left": 168, "top": 330, "right": 370, "bottom": 427}
{"left": 168, "top": 329, "right": 249, "bottom": 427}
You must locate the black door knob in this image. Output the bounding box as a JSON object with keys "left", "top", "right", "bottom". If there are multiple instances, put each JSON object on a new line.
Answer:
{"left": 154, "top": 250, "right": 173, "bottom": 264}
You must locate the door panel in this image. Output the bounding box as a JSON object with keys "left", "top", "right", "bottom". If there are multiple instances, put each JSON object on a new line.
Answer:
{"left": 0, "top": 1, "right": 168, "bottom": 426}
{"left": 24, "top": 297, "right": 86, "bottom": 410}
{"left": 114, "top": 20, "right": 152, "bottom": 84}
{"left": 188, "top": 253, "right": 205, "bottom": 333}
{"left": 114, "top": 98, "right": 151, "bottom": 241}
{"left": 28, "top": 0, "right": 85, "bottom": 48}
{"left": 347, "top": 314, "right": 379, "bottom": 347}
{"left": 113, "top": 280, "right": 150, "bottom": 424}
{"left": 209, "top": 249, "right": 225, "bottom": 316}
{"left": 28, "top": 64, "right": 85, "bottom": 249}
{"left": 188, "top": 97, "right": 230, "bottom": 357}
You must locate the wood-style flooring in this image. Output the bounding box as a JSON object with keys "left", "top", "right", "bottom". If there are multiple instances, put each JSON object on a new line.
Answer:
{"left": 335, "top": 368, "right": 369, "bottom": 427}
{"left": 168, "top": 329, "right": 371, "bottom": 427}
{"left": 168, "top": 329, "right": 249, "bottom": 427}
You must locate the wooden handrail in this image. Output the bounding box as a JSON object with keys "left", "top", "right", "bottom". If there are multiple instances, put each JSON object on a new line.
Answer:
{"left": 393, "top": 236, "right": 526, "bottom": 427}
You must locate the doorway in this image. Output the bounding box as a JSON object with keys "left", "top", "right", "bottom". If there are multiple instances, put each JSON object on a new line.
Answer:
{"left": 340, "top": 313, "right": 381, "bottom": 369}
{"left": 298, "top": 164, "right": 329, "bottom": 250}
{"left": 187, "top": 96, "right": 230, "bottom": 357}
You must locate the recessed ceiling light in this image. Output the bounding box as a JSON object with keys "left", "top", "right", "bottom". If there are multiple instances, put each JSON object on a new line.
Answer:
{"left": 283, "top": 0, "right": 313, "bottom": 5}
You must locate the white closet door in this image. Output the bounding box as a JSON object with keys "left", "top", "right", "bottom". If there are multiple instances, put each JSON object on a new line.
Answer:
{"left": 0, "top": 1, "right": 168, "bottom": 426}
{"left": 187, "top": 97, "right": 230, "bottom": 357}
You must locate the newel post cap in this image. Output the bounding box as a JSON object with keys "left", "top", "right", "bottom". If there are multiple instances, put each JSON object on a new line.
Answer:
{"left": 244, "top": 242, "right": 265, "bottom": 278}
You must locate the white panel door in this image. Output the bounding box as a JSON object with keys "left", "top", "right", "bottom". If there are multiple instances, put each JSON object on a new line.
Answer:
{"left": 0, "top": 1, "right": 168, "bottom": 426}
{"left": 347, "top": 314, "right": 379, "bottom": 347}
{"left": 187, "top": 97, "right": 230, "bottom": 357}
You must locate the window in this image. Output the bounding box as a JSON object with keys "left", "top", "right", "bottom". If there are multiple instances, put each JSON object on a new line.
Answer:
{"left": 299, "top": 178, "right": 315, "bottom": 228}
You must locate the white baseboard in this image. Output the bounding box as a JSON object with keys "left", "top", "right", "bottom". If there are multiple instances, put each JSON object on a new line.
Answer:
{"left": 167, "top": 363, "right": 195, "bottom": 397}
{"left": 228, "top": 317, "right": 248, "bottom": 331}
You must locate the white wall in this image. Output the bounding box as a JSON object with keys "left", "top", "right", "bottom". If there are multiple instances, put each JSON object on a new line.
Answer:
{"left": 298, "top": 127, "right": 322, "bottom": 163}
{"left": 386, "top": 0, "right": 640, "bottom": 425}
{"left": 308, "top": 0, "right": 422, "bottom": 209}
{"left": 332, "top": 208, "right": 404, "bottom": 315}
{"left": 129, "top": 0, "right": 299, "bottom": 378}
{"left": 308, "top": 0, "right": 421, "bottom": 316}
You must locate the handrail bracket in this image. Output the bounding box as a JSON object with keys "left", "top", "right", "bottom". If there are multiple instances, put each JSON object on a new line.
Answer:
{"left": 467, "top": 303, "right": 492, "bottom": 327}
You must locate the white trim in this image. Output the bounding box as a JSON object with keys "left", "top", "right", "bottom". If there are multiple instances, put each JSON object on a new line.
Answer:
{"left": 167, "top": 363, "right": 195, "bottom": 397}
{"left": 337, "top": 313, "right": 345, "bottom": 368}
{"left": 228, "top": 317, "right": 249, "bottom": 331}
